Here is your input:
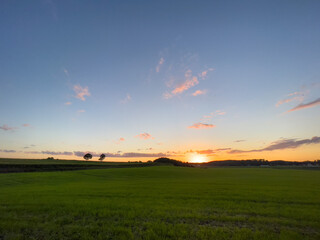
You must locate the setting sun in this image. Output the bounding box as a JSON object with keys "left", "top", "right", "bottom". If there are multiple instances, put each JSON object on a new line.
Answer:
{"left": 188, "top": 153, "right": 209, "bottom": 163}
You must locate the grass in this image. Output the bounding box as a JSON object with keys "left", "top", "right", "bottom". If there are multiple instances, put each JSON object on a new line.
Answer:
{"left": 0, "top": 166, "right": 319, "bottom": 239}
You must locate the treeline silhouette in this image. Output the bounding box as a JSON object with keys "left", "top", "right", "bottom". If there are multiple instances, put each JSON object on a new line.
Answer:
{"left": 153, "top": 158, "right": 192, "bottom": 167}
{"left": 153, "top": 158, "right": 320, "bottom": 167}
{"left": 199, "top": 159, "right": 320, "bottom": 167}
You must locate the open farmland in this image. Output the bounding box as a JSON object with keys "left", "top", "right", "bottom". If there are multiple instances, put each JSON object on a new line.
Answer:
{"left": 0, "top": 166, "right": 319, "bottom": 240}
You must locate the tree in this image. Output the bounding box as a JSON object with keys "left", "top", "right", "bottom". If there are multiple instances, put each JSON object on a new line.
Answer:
{"left": 83, "top": 153, "right": 92, "bottom": 161}
{"left": 99, "top": 154, "right": 105, "bottom": 161}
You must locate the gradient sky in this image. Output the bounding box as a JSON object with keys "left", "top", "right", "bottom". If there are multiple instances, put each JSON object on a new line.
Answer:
{"left": 1, "top": 0, "right": 319, "bottom": 162}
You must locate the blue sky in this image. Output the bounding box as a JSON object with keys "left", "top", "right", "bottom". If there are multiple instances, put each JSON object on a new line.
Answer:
{"left": 0, "top": 0, "right": 319, "bottom": 161}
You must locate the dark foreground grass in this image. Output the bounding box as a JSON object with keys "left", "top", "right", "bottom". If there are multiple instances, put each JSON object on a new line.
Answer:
{"left": 0, "top": 166, "right": 319, "bottom": 239}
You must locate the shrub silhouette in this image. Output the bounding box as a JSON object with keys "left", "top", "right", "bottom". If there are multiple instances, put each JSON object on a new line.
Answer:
{"left": 99, "top": 154, "right": 105, "bottom": 161}
{"left": 83, "top": 153, "right": 92, "bottom": 161}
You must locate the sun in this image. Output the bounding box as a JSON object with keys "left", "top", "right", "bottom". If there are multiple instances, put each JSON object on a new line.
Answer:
{"left": 188, "top": 153, "right": 209, "bottom": 163}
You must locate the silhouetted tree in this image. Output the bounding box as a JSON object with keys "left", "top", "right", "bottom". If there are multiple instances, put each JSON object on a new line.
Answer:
{"left": 99, "top": 154, "right": 105, "bottom": 161}
{"left": 83, "top": 153, "right": 92, "bottom": 161}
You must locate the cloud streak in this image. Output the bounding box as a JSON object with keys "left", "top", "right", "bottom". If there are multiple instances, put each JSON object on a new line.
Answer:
{"left": 287, "top": 97, "right": 320, "bottom": 112}
{"left": 135, "top": 133, "right": 154, "bottom": 140}
{"left": 192, "top": 90, "right": 207, "bottom": 96}
{"left": 156, "top": 57, "right": 164, "bottom": 73}
{"left": 229, "top": 136, "right": 320, "bottom": 154}
{"left": 0, "top": 124, "right": 16, "bottom": 131}
{"left": 188, "top": 123, "right": 216, "bottom": 129}
{"left": 120, "top": 94, "right": 132, "bottom": 104}
{"left": 73, "top": 85, "right": 90, "bottom": 101}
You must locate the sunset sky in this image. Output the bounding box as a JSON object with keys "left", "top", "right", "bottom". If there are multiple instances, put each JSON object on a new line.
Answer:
{"left": 0, "top": 0, "right": 319, "bottom": 162}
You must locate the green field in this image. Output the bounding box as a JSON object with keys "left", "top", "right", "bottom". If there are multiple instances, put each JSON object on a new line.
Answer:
{"left": 0, "top": 166, "right": 319, "bottom": 239}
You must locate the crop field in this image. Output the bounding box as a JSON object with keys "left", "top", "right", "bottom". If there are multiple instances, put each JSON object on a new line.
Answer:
{"left": 0, "top": 165, "right": 319, "bottom": 240}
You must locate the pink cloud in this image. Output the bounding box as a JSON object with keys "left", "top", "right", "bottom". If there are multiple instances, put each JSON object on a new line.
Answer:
{"left": 135, "top": 132, "right": 154, "bottom": 140}
{"left": 0, "top": 124, "right": 17, "bottom": 131}
{"left": 287, "top": 97, "right": 320, "bottom": 112}
{"left": 199, "top": 68, "right": 214, "bottom": 79}
{"left": 120, "top": 94, "right": 132, "bottom": 104}
{"left": 192, "top": 90, "right": 207, "bottom": 96}
{"left": 119, "top": 137, "right": 125, "bottom": 141}
{"left": 171, "top": 70, "right": 199, "bottom": 95}
{"left": 78, "top": 110, "right": 85, "bottom": 113}
{"left": 156, "top": 57, "right": 165, "bottom": 73}
{"left": 73, "top": 85, "right": 90, "bottom": 101}
{"left": 276, "top": 91, "right": 305, "bottom": 107}
{"left": 22, "top": 124, "right": 30, "bottom": 127}
{"left": 64, "top": 102, "right": 72, "bottom": 105}
{"left": 188, "top": 123, "right": 216, "bottom": 129}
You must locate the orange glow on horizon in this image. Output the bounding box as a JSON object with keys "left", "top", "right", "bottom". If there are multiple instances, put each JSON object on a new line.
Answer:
{"left": 188, "top": 153, "right": 209, "bottom": 163}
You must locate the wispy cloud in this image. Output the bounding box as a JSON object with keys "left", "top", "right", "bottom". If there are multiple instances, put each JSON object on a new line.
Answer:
{"left": 135, "top": 132, "right": 154, "bottom": 140}
{"left": 192, "top": 90, "right": 207, "bottom": 96}
{"left": 115, "top": 137, "right": 125, "bottom": 144}
{"left": 172, "top": 70, "right": 199, "bottom": 95}
{"left": 287, "top": 97, "right": 320, "bottom": 112}
{"left": 199, "top": 68, "right": 214, "bottom": 80}
{"left": 202, "top": 110, "right": 226, "bottom": 122}
{"left": 0, "top": 124, "right": 17, "bottom": 131}
{"left": 73, "top": 85, "right": 90, "bottom": 101}
{"left": 234, "top": 140, "right": 246, "bottom": 143}
{"left": 63, "top": 68, "right": 69, "bottom": 77}
{"left": 64, "top": 102, "right": 72, "bottom": 105}
{"left": 73, "top": 151, "right": 169, "bottom": 158}
{"left": 0, "top": 149, "right": 17, "bottom": 153}
{"left": 164, "top": 69, "right": 200, "bottom": 99}
{"left": 77, "top": 110, "right": 85, "bottom": 113}
{"left": 25, "top": 150, "right": 73, "bottom": 156}
{"left": 196, "top": 149, "right": 215, "bottom": 154}
{"left": 156, "top": 57, "right": 165, "bottom": 73}
{"left": 276, "top": 91, "right": 305, "bottom": 107}
{"left": 229, "top": 136, "right": 320, "bottom": 154}
{"left": 120, "top": 94, "right": 132, "bottom": 104}
{"left": 188, "top": 123, "right": 216, "bottom": 129}
{"left": 22, "top": 124, "right": 30, "bottom": 127}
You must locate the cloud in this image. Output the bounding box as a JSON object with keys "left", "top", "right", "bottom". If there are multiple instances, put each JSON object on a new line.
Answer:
{"left": 120, "top": 94, "right": 132, "bottom": 104}
{"left": 135, "top": 133, "right": 154, "bottom": 140}
{"left": 73, "top": 151, "right": 169, "bottom": 158}
{"left": 77, "top": 110, "right": 85, "bottom": 113}
{"left": 156, "top": 57, "right": 165, "bottom": 73}
{"left": 188, "top": 123, "right": 216, "bottom": 129}
{"left": 234, "top": 140, "right": 246, "bottom": 143}
{"left": 202, "top": 110, "right": 226, "bottom": 122}
{"left": 24, "top": 151, "right": 73, "bottom": 156}
{"left": 73, "top": 85, "right": 90, "bottom": 101}
{"left": 42, "top": 151, "right": 73, "bottom": 156}
{"left": 199, "top": 68, "right": 214, "bottom": 80}
{"left": 196, "top": 149, "right": 215, "bottom": 154}
{"left": 229, "top": 136, "right": 320, "bottom": 154}
{"left": 287, "top": 97, "right": 320, "bottom": 112}
{"left": 63, "top": 68, "right": 69, "bottom": 77}
{"left": 216, "top": 148, "right": 231, "bottom": 151}
{"left": 22, "top": 124, "right": 30, "bottom": 127}
{"left": 192, "top": 90, "right": 207, "bottom": 96}
{"left": 276, "top": 90, "right": 307, "bottom": 107}
{"left": 171, "top": 70, "right": 199, "bottom": 95}
{"left": 64, "top": 102, "right": 72, "bottom": 105}
{"left": 0, "top": 124, "right": 16, "bottom": 131}
{"left": 115, "top": 137, "right": 125, "bottom": 144}
{"left": 0, "top": 149, "right": 17, "bottom": 153}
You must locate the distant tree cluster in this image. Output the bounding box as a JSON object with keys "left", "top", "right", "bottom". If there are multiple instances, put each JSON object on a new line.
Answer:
{"left": 83, "top": 153, "right": 106, "bottom": 162}
{"left": 153, "top": 157, "right": 193, "bottom": 167}
{"left": 198, "top": 159, "right": 320, "bottom": 167}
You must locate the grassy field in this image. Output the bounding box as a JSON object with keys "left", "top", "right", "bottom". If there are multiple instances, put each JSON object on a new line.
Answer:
{"left": 0, "top": 166, "right": 319, "bottom": 239}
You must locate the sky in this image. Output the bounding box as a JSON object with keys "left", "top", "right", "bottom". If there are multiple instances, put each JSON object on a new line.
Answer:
{"left": 0, "top": 0, "right": 319, "bottom": 162}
